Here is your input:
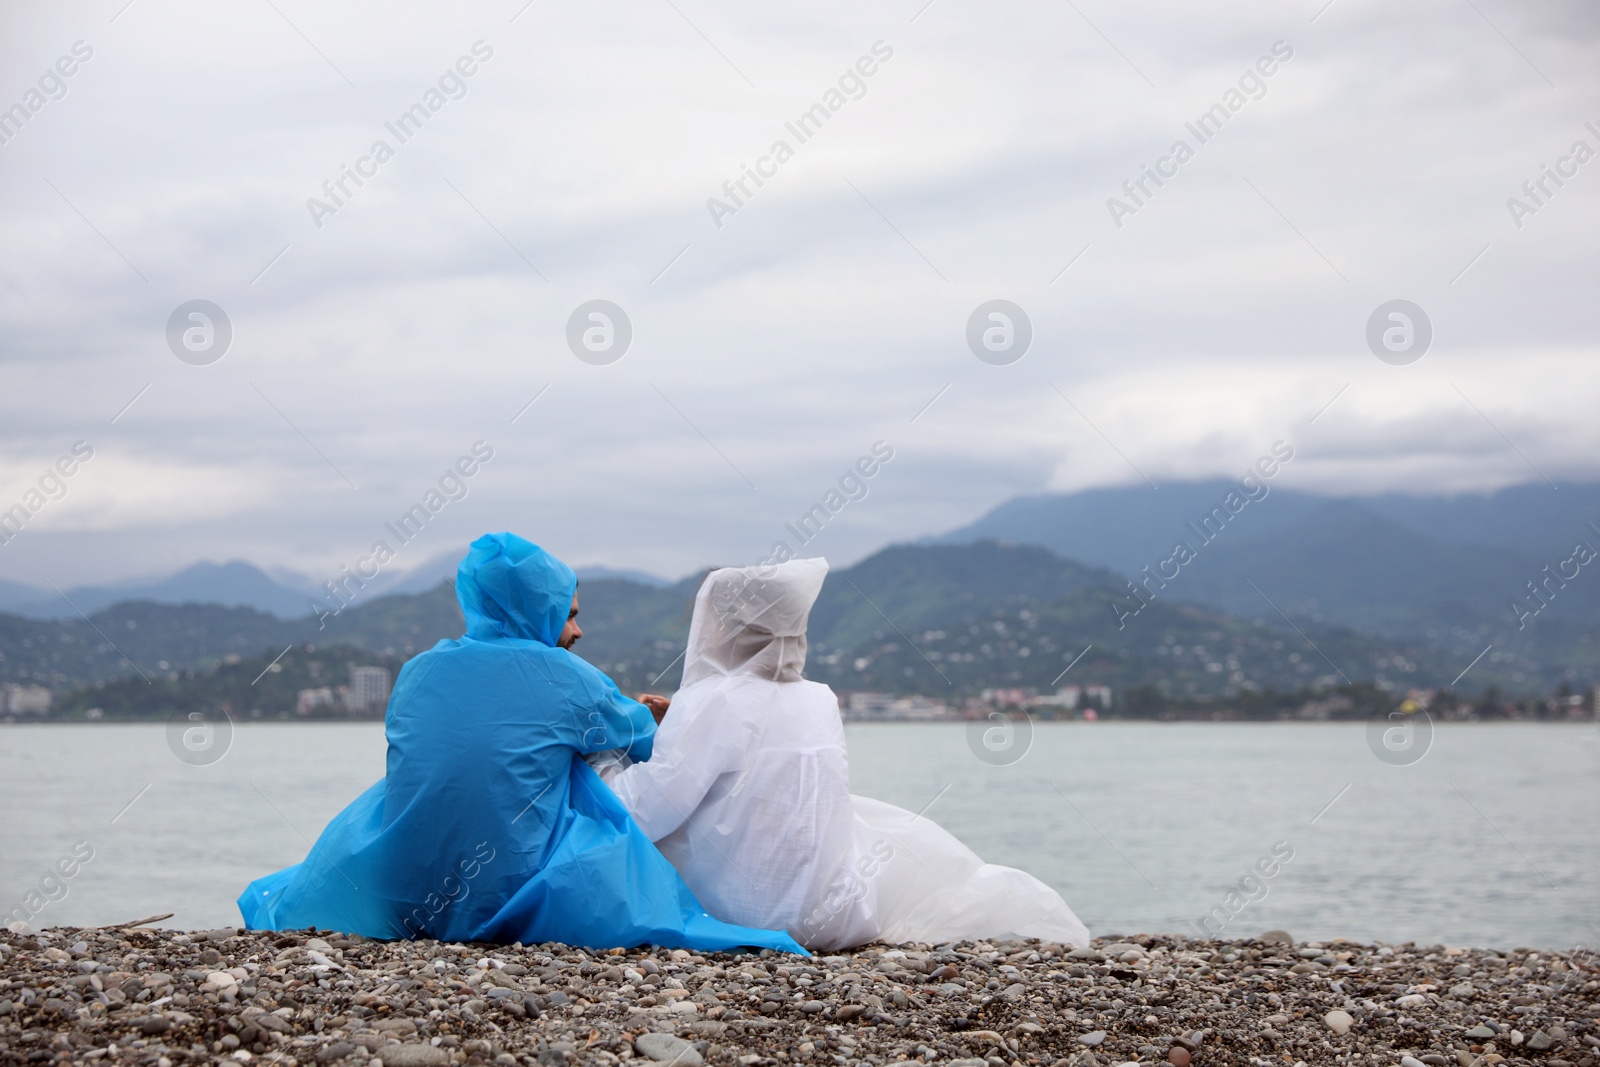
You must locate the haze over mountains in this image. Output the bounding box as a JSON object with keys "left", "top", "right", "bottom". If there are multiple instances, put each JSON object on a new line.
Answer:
{"left": 3, "top": 480, "right": 1597, "bottom": 702}
{"left": 935, "top": 480, "right": 1600, "bottom": 662}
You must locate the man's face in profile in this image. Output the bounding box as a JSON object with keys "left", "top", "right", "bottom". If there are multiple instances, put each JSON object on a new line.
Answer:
{"left": 558, "top": 593, "right": 582, "bottom": 649}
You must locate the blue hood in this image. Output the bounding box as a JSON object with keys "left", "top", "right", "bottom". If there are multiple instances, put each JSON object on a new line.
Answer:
{"left": 457, "top": 532, "right": 575, "bottom": 646}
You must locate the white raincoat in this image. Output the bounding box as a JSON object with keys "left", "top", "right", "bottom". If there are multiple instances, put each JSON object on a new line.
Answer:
{"left": 602, "top": 557, "right": 1090, "bottom": 951}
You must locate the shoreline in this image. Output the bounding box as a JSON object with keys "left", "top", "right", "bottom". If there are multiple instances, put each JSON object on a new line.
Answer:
{"left": 2, "top": 927, "right": 1594, "bottom": 1067}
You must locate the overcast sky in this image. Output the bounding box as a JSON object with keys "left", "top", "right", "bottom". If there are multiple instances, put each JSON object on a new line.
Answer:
{"left": 1, "top": 0, "right": 1596, "bottom": 588}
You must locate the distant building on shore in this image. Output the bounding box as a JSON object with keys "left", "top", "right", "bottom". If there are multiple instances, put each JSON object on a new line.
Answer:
{"left": 346, "top": 666, "right": 392, "bottom": 713}
{"left": 297, "top": 687, "right": 337, "bottom": 715}
{"left": 296, "top": 667, "right": 391, "bottom": 716}
{"left": 1030, "top": 684, "right": 1113, "bottom": 711}
{"left": 842, "top": 692, "right": 956, "bottom": 722}
{"left": 975, "top": 684, "right": 1112, "bottom": 716}
{"left": 3, "top": 684, "right": 51, "bottom": 715}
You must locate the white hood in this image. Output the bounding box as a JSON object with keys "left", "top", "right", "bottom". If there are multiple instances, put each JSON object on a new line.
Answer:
{"left": 680, "top": 557, "right": 828, "bottom": 687}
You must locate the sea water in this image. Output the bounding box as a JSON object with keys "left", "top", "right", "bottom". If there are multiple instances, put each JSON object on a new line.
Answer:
{"left": 1, "top": 721, "right": 1595, "bottom": 949}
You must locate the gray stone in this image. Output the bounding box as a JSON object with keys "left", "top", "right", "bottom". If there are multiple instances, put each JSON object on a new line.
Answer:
{"left": 1322, "top": 1009, "right": 1353, "bottom": 1036}
{"left": 1464, "top": 1025, "right": 1495, "bottom": 1039}
{"left": 1448, "top": 983, "right": 1473, "bottom": 998}
{"left": 635, "top": 1032, "right": 704, "bottom": 1066}
{"left": 684, "top": 1021, "right": 726, "bottom": 1037}
{"left": 1526, "top": 1031, "right": 1554, "bottom": 1051}
{"left": 314, "top": 1042, "right": 356, "bottom": 1064}
{"left": 1258, "top": 930, "right": 1293, "bottom": 945}
{"left": 800, "top": 1000, "right": 826, "bottom": 1013}
{"left": 1077, "top": 1031, "right": 1106, "bottom": 1047}
{"left": 378, "top": 1045, "right": 452, "bottom": 1067}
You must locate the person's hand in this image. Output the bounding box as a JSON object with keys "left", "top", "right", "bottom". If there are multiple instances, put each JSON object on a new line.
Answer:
{"left": 637, "top": 694, "right": 670, "bottom": 724}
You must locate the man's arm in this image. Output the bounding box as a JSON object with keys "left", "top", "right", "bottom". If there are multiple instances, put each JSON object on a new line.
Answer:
{"left": 584, "top": 695, "right": 664, "bottom": 785}
{"left": 578, "top": 674, "right": 658, "bottom": 762}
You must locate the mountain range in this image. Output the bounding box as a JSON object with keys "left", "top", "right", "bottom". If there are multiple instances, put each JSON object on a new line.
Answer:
{"left": 0, "top": 555, "right": 670, "bottom": 620}
{"left": 933, "top": 479, "right": 1600, "bottom": 678}
{"left": 3, "top": 480, "right": 1597, "bottom": 707}
{"left": 24, "top": 540, "right": 1453, "bottom": 717}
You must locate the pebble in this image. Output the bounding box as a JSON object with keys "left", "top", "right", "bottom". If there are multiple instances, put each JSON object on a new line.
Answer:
{"left": 379, "top": 1045, "right": 451, "bottom": 1067}
{"left": 3, "top": 927, "right": 1594, "bottom": 1067}
{"left": 635, "top": 1032, "right": 704, "bottom": 1065}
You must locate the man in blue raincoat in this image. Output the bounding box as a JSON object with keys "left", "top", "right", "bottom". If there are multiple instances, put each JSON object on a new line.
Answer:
{"left": 240, "top": 532, "right": 804, "bottom": 953}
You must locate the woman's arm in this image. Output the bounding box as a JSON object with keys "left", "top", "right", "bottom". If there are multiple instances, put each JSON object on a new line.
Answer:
{"left": 608, "top": 686, "right": 741, "bottom": 841}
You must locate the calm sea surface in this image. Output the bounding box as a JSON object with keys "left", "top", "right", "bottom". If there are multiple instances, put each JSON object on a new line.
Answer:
{"left": 2, "top": 722, "right": 1596, "bottom": 950}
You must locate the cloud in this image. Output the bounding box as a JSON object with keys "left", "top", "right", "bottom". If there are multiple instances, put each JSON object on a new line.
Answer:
{"left": 0, "top": 0, "right": 1595, "bottom": 585}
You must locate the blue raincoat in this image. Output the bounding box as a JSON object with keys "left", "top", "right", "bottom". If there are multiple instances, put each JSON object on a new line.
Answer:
{"left": 239, "top": 533, "right": 805, "bottom": 953}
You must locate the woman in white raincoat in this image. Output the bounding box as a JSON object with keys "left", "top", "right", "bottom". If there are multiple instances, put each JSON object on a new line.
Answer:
{"left": 597, "top": 557, "right": 1090, "bottom": 951}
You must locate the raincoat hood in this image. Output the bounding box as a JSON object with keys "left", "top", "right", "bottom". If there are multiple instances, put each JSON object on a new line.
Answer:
{"left": 457, "top": 532, "right": 575, "bottom": 645}
{"left": 681, "top": 557, "right": 828, "bottom": 687}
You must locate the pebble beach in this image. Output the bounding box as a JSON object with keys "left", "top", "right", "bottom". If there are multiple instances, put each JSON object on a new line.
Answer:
{"left": 2, "top": 925, "right": 1595, "bottom": 1067}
